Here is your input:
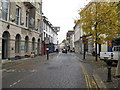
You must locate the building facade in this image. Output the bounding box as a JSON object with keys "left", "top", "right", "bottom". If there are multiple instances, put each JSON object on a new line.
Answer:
{"left": 73, "top": 21, "right": 81, "bottom": 53}
{"left": 78, "top": 2, "right": 120, "bottom": 55}
{"left": 66, "top": 30, "right": 74, "bottom": 51}
{"left": 70, "top": 33, "right": 74, "bottom": 50}
{"left": 0, "top": 0, "right": 42, "bottom": 61}
{"left": 41, "top": 16, "right": 59, "bottom": 55}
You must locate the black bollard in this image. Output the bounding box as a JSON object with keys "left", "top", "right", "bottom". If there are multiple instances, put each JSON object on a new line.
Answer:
{"left": 107, "top": 66, "right": 112, "bottom": 82}
{"left": 47, "top": 50, "right": 49, "bottom": 60}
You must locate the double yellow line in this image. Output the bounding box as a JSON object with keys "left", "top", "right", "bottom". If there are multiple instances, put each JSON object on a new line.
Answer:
{"left": 80, "top": 62, "right": 100, "bottom": 89}
{"left": 80, "top": 63, "right": 92, "bottom": 89}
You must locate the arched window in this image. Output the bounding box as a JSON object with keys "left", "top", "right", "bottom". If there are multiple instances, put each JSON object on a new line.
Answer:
{"left": 37, "top": 39, "right": 40, "bottom": 54}
{"left": 25, "top": 36, "right": 29, "bottom": 53}
{"left": 2, "top": 31, "right": 10, "bottom": 59}
{"left": 32, "top": 37, "right": 35, "bottom": 51}
{"left": 15, "top": 34, "right": 21, "bottom": 53}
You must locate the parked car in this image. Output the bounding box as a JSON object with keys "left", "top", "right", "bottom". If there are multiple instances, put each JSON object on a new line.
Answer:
{"left": 62, "top": 49, "right": 67, "bottom": 53}
{"left": 72, "top": 48, "right": 75, "bottom": 52}
{"left": 100, "top": 46, "right": 120, "bottom": 65}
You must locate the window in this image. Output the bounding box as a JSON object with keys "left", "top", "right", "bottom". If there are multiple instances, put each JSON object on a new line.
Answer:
{"left": 2, "top": 0, "right": 9, "bottom": 21}
{"left": 38, "top": 3, "right": 42, "bottom": 14}
{"left": 25, "top": 36, "right": 29, "bottom": 53}
{"left": 26, "top": 11, "right": 29, "bottom": 27}
{"left": 43, "top": 22, "right": 45, "bottom": 30}
{"left": 15, "top": 34, "right": 21, "bottom": 53}
{"left": 37, "top": 19, "right": 40, "bottom": 32}
{"left": 0, "top": 2, "right": 2, "bottom": 18}
{"left": 32, "top": 37, "right": 35, "bottom": 51}
{"left": 44, "top": 32, "right": 45, "bottom": 38}
{"left": 15, "top": 6, "right": 20, "bottom": 25}
{"left": 30, "top": 0, "right": 35, "bottom": 3}
{"left": 46, "top": 24, "right": 47, "bottom": 31}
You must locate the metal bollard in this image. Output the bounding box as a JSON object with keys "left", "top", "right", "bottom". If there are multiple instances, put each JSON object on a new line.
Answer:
{"left": 107, "top": 66, "right": 112, "bottom": 82}
{"left": 47, "top": 50, "right": 49, "bottom": 60}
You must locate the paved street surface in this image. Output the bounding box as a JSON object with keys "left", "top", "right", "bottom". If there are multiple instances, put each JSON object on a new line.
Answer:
{"left": 2, "top": 53, "right": 88, "bottom": 88}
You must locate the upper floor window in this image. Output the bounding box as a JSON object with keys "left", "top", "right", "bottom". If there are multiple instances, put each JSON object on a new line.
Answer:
{"left": 30, "top": 0, "right": 35, "bottom": 3}
{"left": 2, "top": 0, "right": 9, "bottom": 21}
{"left": 46, "top": 24, "right": 47, "bottom": 31}
{"left": 26, "top": 11, "right": 29, "bottom": 27}
{"left": 15, "top": 5, "right": 20, "bottom": 25}
{"left": 37, "top": 19, "right": 40, "bottom": 32}
{"left": 38, "top": 3, "right": 42, "bottom": 14}
{"left": 44, "top": 32, "right": 45, "bottom": 38}
{"left": 43, "top": 22, "right": 45, "bottom": 30}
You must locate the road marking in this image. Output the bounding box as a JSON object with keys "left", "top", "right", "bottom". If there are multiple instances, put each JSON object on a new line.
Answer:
{"left": 80, "top": 63, "right": 92, "bottom": 89}
{"left": 0, "top": 63, "right": 23, "bottom": 71}
{"left": 92, "top": 76, "right": 99, "bottom": 88}
{"left": 10, "top": 80, "right": 21, "bottom": 87}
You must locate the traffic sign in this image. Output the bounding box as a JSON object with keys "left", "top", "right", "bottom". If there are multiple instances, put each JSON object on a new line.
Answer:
{"left": 82, "top": 37, "right": 86, "bottom": 44}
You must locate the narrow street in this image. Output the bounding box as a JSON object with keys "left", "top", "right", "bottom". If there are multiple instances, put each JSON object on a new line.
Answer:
{"left": 2, "top": 53, "right": 92, "bottom": 88}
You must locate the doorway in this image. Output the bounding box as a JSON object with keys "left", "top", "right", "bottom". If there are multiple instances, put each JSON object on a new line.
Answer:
{"left": 37, "top": 39, "right": 40, "bottom": 55}
{"left": 2, "top": 31, "right": 10, "bottom": 59}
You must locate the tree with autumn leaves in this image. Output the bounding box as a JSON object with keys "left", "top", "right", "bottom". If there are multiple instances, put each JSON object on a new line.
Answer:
{"left": 77, "top": 2, "right": 120, "bottom": 61}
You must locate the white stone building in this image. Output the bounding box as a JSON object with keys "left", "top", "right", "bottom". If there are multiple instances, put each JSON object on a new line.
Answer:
{"left": 41, "top": 16, "right": 59, "bottom": 55}
{"left": 70, "top": 33, "right": 74, "bottom": 50}
{"left": 73, "top": 21, "right": 81, "bottom": 53}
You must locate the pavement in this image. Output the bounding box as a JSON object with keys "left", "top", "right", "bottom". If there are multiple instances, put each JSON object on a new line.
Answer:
{"left": 75, "top": 53, "right": 120, "bottom": 89}
{"left": 1, "top": 53, "right": 57, "bottom": 70}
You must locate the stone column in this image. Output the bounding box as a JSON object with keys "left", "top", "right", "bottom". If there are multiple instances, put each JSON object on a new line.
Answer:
{"left": 9, "top": 39, "right": 15, "bottom": 60}
{"left": 35, "top": 42, "right": 37, "bottom": 55}
{"left": 29, "top": 41, "right": 32, "bottom": 54}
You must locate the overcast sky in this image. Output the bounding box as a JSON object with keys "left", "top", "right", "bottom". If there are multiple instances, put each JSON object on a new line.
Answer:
{"left": 42, "top": 0, "right": 90, "bottom": 43}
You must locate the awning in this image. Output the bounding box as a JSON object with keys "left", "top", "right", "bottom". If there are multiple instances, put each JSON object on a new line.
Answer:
{"left": 115, "top": 37, "right": 120, "bottom": 40}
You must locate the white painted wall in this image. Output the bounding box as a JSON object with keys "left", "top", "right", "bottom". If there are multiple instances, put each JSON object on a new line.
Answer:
{"left": 74, "top": 24, "right": 80, "bottom": 42}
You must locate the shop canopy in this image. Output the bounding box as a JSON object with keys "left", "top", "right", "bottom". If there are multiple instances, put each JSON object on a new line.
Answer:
{"left": 115, "top": 37, "right": 120, "bottom": 40}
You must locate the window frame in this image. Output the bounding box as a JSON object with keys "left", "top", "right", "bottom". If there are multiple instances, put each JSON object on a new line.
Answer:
{"left": 1, "top": 0, "right": 9, "bottom": 21}
{"left": 26, "top": 11, "right": 29, "bottom": 27}
{"left": 15, "top": 5, "right": 21, "bottom": 25}
{"left": 38, "top": 3, "right": 42, "bottom": 14}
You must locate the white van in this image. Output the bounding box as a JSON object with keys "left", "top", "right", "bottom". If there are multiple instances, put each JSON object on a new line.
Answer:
{"left": 100, "top": 46, "right": 120, "bottom": 64}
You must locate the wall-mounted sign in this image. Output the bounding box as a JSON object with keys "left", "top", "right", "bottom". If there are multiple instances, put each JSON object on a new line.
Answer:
{"left": 82, "top": 37, "right": 86, "bottom": 44}
{"left": 108, "top": 41, "right": 112, "bottom": 47}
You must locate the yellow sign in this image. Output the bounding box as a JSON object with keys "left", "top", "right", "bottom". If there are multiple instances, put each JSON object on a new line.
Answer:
{"left": 108, "top": 41, "right": 112, "bottom": 47}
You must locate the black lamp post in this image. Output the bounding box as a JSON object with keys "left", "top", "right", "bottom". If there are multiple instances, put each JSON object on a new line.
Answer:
{"left": 82, "top": 35, "right": 86, "bottom": 60}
